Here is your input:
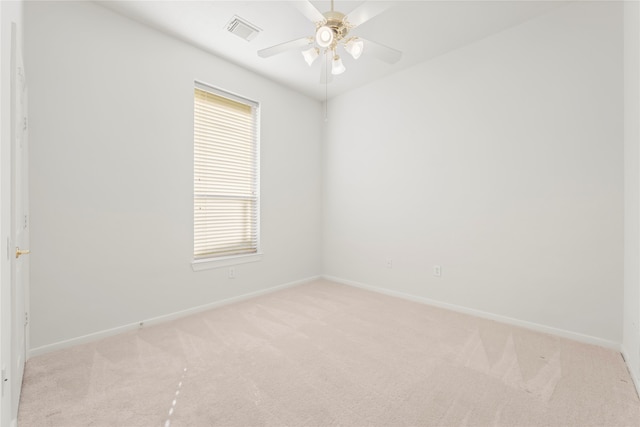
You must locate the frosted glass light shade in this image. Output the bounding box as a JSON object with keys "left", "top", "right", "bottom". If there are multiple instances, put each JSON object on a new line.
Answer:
{"left": 331, "top": 55, "right": 346, "bottom": 75}
{"left": 302, "top": 47, "right": 319, "bottom": 66}
{"left": 315, "top": 26, "right": 334, "bottom": 48}
{"left": 345, "top": 38, "right": 364, "bottom": 59}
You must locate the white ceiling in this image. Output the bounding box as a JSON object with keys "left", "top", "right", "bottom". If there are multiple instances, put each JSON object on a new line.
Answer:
{"left": 96, "top": 1, "right": 567, "bottom": 101}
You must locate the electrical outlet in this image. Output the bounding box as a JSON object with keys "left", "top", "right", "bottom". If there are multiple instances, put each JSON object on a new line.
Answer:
{"left": 433, "top": 265, "right": 442, "bottom": 277}
{"left": 386, "top": 258, "right": 393, "bottom": 269}
{"left": 228, "top": 267, "right": 236, "bottom": 279}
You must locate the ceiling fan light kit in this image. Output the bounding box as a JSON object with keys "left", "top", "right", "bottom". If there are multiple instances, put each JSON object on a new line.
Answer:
{"left": 331, "top": 55, "right": 346, "bottom": 75}
{"left": 302, "top": 46, "right": 320, "bottom": 66}
{"left": 258, "top": 1, "right": 402, "bottom": 83}
{"left": 345, "top": 38, "right": 364, "bottom": 60}
{"left": 315, "top": 25, "right": 334, "bottom": 48}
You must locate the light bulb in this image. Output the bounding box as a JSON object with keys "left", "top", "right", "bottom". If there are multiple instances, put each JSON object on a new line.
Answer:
{"left": 302, "top": 47, "right": 319, "bottom": 66}
{"left": 331, "top": 55, "right": 346, "bottom": 75}
{"left": 345, "top": 38, "right": 364, "bottom": 60}
{"left": 315, "top": 26, "right": 334, "bottom": 48}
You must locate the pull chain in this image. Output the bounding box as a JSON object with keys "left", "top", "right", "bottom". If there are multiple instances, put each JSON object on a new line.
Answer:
{"left": 325, "top": 0, "right": 334, "bottom": 120}
{"left": 324, "top": 50, "right": 328, "bottom": 122}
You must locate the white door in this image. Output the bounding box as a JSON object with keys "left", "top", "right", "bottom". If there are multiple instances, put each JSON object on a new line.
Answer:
{"left": 9, "top": 20, "right": 28, "bottom": 426}
{"left": 0, "top": 2, "right": 6, "bottom": 422}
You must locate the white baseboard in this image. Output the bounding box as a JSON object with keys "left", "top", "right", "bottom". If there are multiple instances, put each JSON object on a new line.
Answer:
{"left": 621, "top": 346, "right": 640, "bottom": 398}
{"left": 323, "top": 275, "right": 621, "bottom": 351}
{"left": 28, "top": 276, "right": 321, "bottom": 358}
{"left": 29, "top": 274, "right": 623, "bottom": 359}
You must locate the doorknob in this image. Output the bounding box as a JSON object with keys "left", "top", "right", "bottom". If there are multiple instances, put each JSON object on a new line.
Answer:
{"left": 15, "top": 247, "right": 30, "bottom": 259}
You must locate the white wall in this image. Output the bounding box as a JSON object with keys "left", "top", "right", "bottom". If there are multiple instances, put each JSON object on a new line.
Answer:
{"left": 24, "top": 1, "right": 323, "bottom": 350}
{"left": 323, "top": 1, "right": 624, "bottom": 344}
{"left": 624, "top": 0, "right": 640, "bottom": 388}
{"left": 23, "top": 0, "right": 632, "bottom": 358}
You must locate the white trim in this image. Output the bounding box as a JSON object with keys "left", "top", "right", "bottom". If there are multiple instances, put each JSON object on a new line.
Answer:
{"left": 29, "top": 274, "right": 624, "bottom": 359}
{"left": 191, "top": 253, "right": 262, "bottom": 271}
{"left": 28, "top": 275, "right": 320, "bottom": 357}
{"left": 622, "top": 345, "right": 640, "bottom": 398}
{"left": 194, "top": 80, "right": 258, "bottom": 108}
{"left": 322, "top": 275, "right": 621, "bottom": 351}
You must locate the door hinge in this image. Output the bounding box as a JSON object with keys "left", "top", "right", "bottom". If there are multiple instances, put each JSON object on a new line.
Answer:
{"left": 1, "top": 367, "right": 6, "bottom": 397}
{"left": 23, "top": 117, "right": 27, "bottom": 131}
{"left": 25, "top": 312, "right": 29, "bottom": 326}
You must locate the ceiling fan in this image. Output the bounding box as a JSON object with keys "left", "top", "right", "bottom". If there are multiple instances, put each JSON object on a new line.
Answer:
{"left": 257, "top": 0, "right": 402, "bottom": 83}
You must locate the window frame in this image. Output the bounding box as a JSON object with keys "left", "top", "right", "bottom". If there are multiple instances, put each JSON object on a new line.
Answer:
{"left": 191, "top": 81, "right": 261, "bottom": 271}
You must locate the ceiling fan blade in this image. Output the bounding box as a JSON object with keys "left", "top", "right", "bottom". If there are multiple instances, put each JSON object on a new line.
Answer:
{"left": 319, "top": 51, "right": 333, "bottom": 84}
{"left": 290, "top": 0, "right": 326, "bottom": 24}
{"left": 361, "top": 38, "right": 402, "bottom": 64}
{"left": 345, "top": 1, "right": 393, "bottom": 28}
{"left": 258, "top": 37, "right": 312, "bottom": 58}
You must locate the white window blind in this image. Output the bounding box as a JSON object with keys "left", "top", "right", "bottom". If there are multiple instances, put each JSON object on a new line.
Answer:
{"left": 194, "top": 84, "right": 259, "bottom": 260}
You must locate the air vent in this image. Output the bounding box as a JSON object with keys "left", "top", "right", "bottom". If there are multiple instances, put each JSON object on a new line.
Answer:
{"left": 226, "top": 16, "right": 261, "bottom": 42}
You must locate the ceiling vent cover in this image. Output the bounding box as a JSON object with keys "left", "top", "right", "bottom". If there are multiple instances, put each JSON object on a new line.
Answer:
{"left": 226, "top": 16, "right": 261, "bottom": 42}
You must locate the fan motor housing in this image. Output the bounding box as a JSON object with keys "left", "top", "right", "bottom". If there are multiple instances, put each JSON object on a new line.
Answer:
{"left": 322, "top": 11, "right": 349, "bottom": 41}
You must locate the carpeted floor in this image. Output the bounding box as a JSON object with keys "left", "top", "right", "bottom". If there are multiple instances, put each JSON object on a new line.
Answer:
{"left": 18, "top": 279, "right": 640, "bottom": 426}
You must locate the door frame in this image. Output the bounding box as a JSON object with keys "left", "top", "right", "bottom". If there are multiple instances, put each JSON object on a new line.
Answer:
{"left": 0, "top": 3, "right": 26, "bottom": 427}
{"left": 9, "top": 19, "right": 28, "bottom": 427}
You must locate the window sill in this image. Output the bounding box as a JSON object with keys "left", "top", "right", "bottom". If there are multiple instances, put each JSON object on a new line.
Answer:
{"left": 191, "top": 253, "right": 262, "bottom": 272}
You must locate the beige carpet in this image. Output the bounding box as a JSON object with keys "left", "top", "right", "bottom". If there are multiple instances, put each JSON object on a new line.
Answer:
{"left": 18, "top": 279, "right": 640, "bottom": 426}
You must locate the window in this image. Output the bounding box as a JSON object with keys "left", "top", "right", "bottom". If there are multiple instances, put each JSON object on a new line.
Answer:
{"left": 193, "top": 83, "right": 260, "bottom": 265}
